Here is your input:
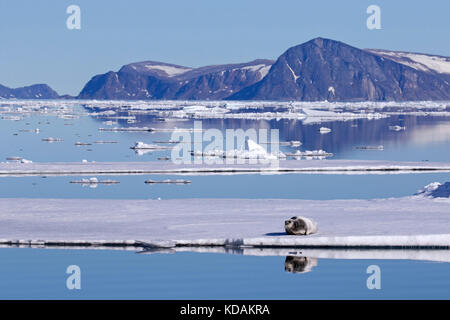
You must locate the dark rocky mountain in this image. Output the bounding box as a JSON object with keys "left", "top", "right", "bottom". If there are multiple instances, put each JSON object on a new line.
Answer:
{"left": 0, "top": 83, "right": 60, "bottom": 99}
{"left": 78, "top": 59, "right": 274, "bottom": 100}
{"left": 230, "top": 38, "right": 450, "bottom": 101}
{"left": 76, "top": 37, "right": 450, "bottom": 101}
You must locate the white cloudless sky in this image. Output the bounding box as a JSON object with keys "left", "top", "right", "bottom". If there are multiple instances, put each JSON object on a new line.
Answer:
{"left": 0, "top": 0, "right": 448, "bottom": 95}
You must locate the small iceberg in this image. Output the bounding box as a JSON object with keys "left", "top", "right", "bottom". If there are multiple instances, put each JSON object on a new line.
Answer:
{"left": 319, "top": 127, "right": 331, "bottom": 134}
{"left": 355, "top": 145, "right": 384, "bottom": 150}
{"left": 42, "top": 137, "right": 63, "bottom": 142}
{"left": 260, "top": 140, "right": 302, "bottom": 147}
{"left": 94, "top": 141, "right": 119, "bottom": 144}
{"left": 131, "top": 141, "right": 171, "bottom": 150}
{"left": 145, "top": 179, "right": 191, "bottom": 184}
{"left": 285, "top": 150, "right": 333, "bottom": 159}
{"left": 6, "top": 156, "right": 23, "bottom": 161}
{"left": 70, "top": 177, "right": 119, "bottom": 186}
{"left": 389, "top": 125, "right": 406, "bottom": 131}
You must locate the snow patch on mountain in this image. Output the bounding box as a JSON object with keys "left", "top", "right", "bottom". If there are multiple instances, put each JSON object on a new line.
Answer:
{"left": 368, "top": 49, "right": 450, "bottom": 74}
{"left": 239, "top": 64, "right": 272, "bottom": 79}
{"left": 286, "top": 63, "right": 299, "bottom": 81}
{"left": 144, "top": 64, "right": 192, "bottom": 77}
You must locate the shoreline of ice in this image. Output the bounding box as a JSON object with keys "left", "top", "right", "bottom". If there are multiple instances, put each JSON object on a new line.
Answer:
{"left": 1, "top": 159, "right": 450, "bottom": 176}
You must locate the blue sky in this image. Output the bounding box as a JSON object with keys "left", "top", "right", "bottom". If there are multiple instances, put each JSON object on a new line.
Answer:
{"left": 0, "top": 0, "right": 449, "bottom": 95}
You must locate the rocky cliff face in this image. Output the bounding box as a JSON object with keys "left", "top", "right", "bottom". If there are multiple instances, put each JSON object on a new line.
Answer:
{"left": 230, "top": 38, "right": 450, "bottom": 101}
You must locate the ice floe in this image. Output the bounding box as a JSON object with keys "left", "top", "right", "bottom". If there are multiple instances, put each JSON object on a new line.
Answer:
{"left": 1, "top": 159, "right": 450, "bottom": 176}
{"left": 0, "top": 196, "right": 448, "bottom": 249}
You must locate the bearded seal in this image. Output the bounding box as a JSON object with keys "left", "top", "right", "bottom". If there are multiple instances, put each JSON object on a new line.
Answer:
{"left": 284, "top": 216, "right": 318, "bottom": 235}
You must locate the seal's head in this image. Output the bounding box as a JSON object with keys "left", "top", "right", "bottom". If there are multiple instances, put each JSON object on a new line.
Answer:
{"left": 285, "top": 216, "right": 307, "bottom": 235}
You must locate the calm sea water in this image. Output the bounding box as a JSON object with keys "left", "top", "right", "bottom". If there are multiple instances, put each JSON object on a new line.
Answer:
{"left": 1, "top": 107, "right": 450, "bottom": 200}
{"left": 0, "top": 248, "right": 448, "bottom": 300}
{"left": 1, "top": 105, "right": 449, "bottom": 299}
{"left": 1, "top": 108, "right": 450, "bottom": 163}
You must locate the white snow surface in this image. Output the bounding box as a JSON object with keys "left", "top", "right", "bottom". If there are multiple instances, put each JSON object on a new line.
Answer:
{"left": 0, "top": 197, "right": 448, "bottom": 248}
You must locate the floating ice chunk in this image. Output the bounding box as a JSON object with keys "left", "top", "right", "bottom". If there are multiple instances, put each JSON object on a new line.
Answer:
{"left": 319, "top": 127, "right": 331, "bottom": 134}
{"left": 355, "top": 145, "right": 384, "bottom": 150}
{"left": 289, "top": 141, "right": 302, "bottom": 147}
{"left": 42, "top": 137, "right": 63, "bottom": 142}
{"left": 131, "top": 141, "right": 162, "bottom": 150}
{"left": 389, "top": 125, "right": 406, "bottom": 131}
{"left": 70, "top": 177, "right": 119, "bottom": 186}
{"left": 285, "top": 150, "right": 333, "bottom": 159}
{"left": 145, "top": 179, "right": 191, "bottom": 184}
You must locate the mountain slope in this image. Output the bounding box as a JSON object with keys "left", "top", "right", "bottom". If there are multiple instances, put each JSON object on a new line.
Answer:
{"left": 78, "top": 59, "right": 274, "bottom": 100}
{"left": 366, "top": 49, "right": 450, "bottom": 78}
{"left": 229, "top": 38, "right": 450, "bottom": 101}
{"left": 0, "top": 83, "right": 60, "bottom": 99}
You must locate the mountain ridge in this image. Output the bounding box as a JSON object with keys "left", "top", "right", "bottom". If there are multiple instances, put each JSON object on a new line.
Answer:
{"left": 0, "top": 83, "right": 60, "bottom": 99}
{"left": 2, "top": 38, "right": 450, "bottom": 101}
{"left": 229, "top": 37, "right": 450, "bottom": 101}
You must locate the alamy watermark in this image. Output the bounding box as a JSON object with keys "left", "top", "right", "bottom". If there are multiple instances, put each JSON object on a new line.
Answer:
{"left": 366, "top": 265, "right": 381, "bottom": 290}
{"left": 366, "top": 5, "right": 381, "bottom": 30}
{"left": 170, "top": 121, "right": 281, "bottom": 166}
{"left": 66, "top": 265, "right": 81, "bottom": 290}
{"left": 66, "top": 5, "right": 81, "bottom": 30}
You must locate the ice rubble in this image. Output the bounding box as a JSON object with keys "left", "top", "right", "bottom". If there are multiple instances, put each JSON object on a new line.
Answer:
{"left": 416, "top": 182, "right": 450, "bottom": 198}
{"left": 2, "top": 99, "right": 450, "bottom": 123}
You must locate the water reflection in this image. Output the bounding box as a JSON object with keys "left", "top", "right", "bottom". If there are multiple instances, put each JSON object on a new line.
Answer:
{"left": 2, "top": 104, "right": 450, "bottom": 163}
{"left": 100, "top": 112, "right": 450, "bottom": 162}
{"left": 284, "top": 256, "right": 318, "bottom": 274}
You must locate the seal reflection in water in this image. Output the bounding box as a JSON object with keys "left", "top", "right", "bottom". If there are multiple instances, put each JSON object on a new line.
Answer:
{"left": 284, "top": 216, "right": 318, "bottom": 235}
{"left": 284, "top": 256, "right": 318, "bottom": 274}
